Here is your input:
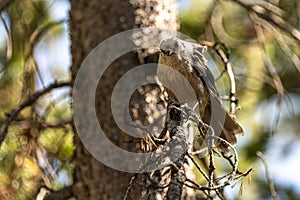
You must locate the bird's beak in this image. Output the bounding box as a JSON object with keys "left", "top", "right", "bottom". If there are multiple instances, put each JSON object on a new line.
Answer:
{"left": 166, "top": 50, "right": 174, "bottom": 56}
{"left": 161, "top": 49, "right": 175, "bottom": 56}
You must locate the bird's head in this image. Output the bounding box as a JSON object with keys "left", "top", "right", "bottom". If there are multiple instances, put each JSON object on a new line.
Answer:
{"left": 159, "top": 37, "right": 180, "bottom": 56}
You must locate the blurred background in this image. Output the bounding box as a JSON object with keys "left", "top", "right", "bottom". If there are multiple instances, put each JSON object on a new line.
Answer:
{"left": 0, "top": 0, "right": 299, "bottom": 199}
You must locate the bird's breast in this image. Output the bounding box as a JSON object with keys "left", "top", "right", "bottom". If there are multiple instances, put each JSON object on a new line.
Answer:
{"left": 157, "top": 56, "right": 205, "bottom": 111}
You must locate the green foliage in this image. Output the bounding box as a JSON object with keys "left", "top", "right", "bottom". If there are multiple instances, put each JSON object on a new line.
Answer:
{"left": 0, "top": 1, "right": 73, "bottom": 199}
{"left": 45, "top": 102, "right": 72, "bottom": 124}
{"left": 38, "top": 128, "right": 74, "bottom": 160}
{"left": 180, "top": 0, "right": 213, "bottom": 39}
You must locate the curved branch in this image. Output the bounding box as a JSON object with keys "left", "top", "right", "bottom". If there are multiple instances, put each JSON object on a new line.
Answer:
{"left": 253, "top": 16, "right": 300, "bottom": 74}
{"left": 27, "top": 19, "right": 66, "bottom": 60}
{"left": 0, "top": 81, "right": 71, "bottom": 144}
{"left": 250, "top": 12, "right": 285, "bottom": 96}
{"left": 257, "top": 151, "right": 280, "bottom": 200}
{"left": 214, "top": 42, "right": 238, "bottom": 115}
{"left": 230, "top": 0, "right": 300, "bottom": 44}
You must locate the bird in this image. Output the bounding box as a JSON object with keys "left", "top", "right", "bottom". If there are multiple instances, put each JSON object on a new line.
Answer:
{"left": 157, "top": 37, "right": 243, "bottom": 152}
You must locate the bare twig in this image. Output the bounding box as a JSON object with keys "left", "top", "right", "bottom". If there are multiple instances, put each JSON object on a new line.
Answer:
{"left": 206, "top": 128, "right": 215, "bottom": 195}
{"left": 21, "top": 19, "right": 66, "bottom": 98}
{"left": 123, "top": 174, "right": 138, "bottom": 200}
{"left": 256, "top": 1, "right": 285, "bottom": 17}
{"left": 36, "top": 145, "right": 57, "bottom": 180}
{"left": 183, "top": 104, "right": 240, "bottom": 198}
{"left": 233, "top": 168, "right": 253, "bottom": 180}
{"left": 250, "top": 12, "right": 286, "bottom": 132}
{"left": 200, "top": 41, "right": 239, "bottom": 116}
{"left": 184, "top": 177, "right": 230, "bottom": 191}
{"left": 0, "top": 81, "right": 71, "bottom": 144}
{"left": 184, "top": 178, "right": 211, "bottom": 197}
{"left": 14, "top": 119, "right": 72, "bottom": 131}
{"left": 253, "top": 16, "right": 300, "bottom": 74}
{"left": 24, "top": 20, "right": 65, "bottom": 90}
{"left": 214, "top": 42, "right": 238, "bottom": 116}
{"left": 256, "top": 151, "right": 280, "bottom": 200}
{"left": 187, "top": 154, "right": 210, "bottom": 182}
{"left": 250, "top": 16, "right": 284, "bottom": 91}
{"left": 27, "top": 19, "right": 66, "bottom": 60}
{"left": 22, "top": 19, "right": 68, "bottom": 125}
{"left": 212, "top": 135, "right": 239, "bottom": 181}
{"left": 230, "top": 0, "right": 300, "bottom": 44}
{"left": 203, "top": 0, "right": 220, "bottom": 41}
{"left": 130, "top": 97, "right": 243, "bottom": 199}
{"left": 21, "top": 20, "right": 66, "bottom": 97}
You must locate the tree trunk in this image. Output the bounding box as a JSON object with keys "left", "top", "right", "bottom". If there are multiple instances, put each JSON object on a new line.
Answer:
{"left": 69, "top": 0, "right": 178, "bottom": 199}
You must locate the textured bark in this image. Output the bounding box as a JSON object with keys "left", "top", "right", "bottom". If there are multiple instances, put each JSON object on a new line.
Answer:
{"left": 69, "top": 0, "right": 178, "bottom": 199}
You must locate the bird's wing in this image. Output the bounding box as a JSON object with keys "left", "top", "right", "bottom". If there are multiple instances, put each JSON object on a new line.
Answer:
{"left": 191, "top": 48, "right": 220, "bottom": 98}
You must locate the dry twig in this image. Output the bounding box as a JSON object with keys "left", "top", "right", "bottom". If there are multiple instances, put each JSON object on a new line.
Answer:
{"left": 256, "top": 151, "right": 280, "bottom": 200}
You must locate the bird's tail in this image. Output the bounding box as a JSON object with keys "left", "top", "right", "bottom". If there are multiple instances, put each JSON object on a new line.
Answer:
{"left": 203, "top": 98, "right": 244, "bottom": 152}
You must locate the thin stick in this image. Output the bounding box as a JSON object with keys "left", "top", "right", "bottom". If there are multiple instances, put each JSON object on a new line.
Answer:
{"left": 256, "top": 151, "right": 280, "bottom": 200}
{"left": 123, "top": 174, "right": 138, "bottom": 200}
{"left": 231, "top": 0, "right": 300, "bottom": 44}
{"left": 187, "top": 154, "right": 210, "bottom": 182}
{"left": 0, "top": 81, "right": 71, "bottom": 143}
{"left": 214, "top": 42, "right": 238, "bottom": 116}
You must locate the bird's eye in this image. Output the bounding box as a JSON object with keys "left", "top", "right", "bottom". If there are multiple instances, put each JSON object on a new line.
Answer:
{"left": 161, "top": 49, "right": 174, "bottom": 56}
{"left": 161, "top": 49, "right": 167, "bottom": 54}
{"left": 166, "top": 50, "right": 174, "bottom": 56}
